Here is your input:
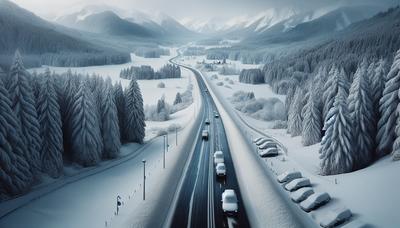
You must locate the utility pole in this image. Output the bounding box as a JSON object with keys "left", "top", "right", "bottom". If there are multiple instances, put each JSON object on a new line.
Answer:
{"left": 175, "top": 126, "right": 178, "bottom": 146}
{"left": 142, "top": 159, "right": 146, "bottom": 200}
{"left": 163, "top": 135, "right": 166, "bottom": 169}
{"left": 166, "top": 133, "right": 169, "bottom": 152}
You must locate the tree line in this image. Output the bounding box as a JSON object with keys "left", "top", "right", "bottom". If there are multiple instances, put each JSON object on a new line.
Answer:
{"left": 120, "top": 64, "right": 181, "bottom": 80}
{"left": 0, "top": 51, "right": 145, "bottom": 200}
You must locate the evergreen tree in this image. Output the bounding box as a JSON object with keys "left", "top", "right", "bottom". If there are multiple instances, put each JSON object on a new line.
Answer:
{"left": 7, "top": 50, "right": 42, "bottom": 173}
{"left": 36, "top": 69, "right": 64, "bottom": 178}
{"left": 124, "top": 78, "right": 146, "bottom": 143}
{"left": 320, "top": 86, "right": 353, "bottom": 175}
{"left": 288, "top": 87, "right": 303, "bottom": 137}
{"left": 302, "top": 81, "right": 322, "bottom": 146}
{"left": 113, "top": 82, "right": 126, "bottom": 141}
{"left": 101, "top": 81, "right": 121, "bottom": 159}
{"left": 370, "top": 60, "right": 387, "bottom": 120}
{"left": 377, "top": 50, "right": 400, "bottom": 157}
{"left": 0, "top": 79, "right": 33, "bottom": 198}
{"left": 70, "top": 81, "right": 102, "bottom": 166}
{"left": 347, "top": 61, "right": 374, "bottom": 169}
{"left": 174, "top": 92, "right": 183, "bottom": 105}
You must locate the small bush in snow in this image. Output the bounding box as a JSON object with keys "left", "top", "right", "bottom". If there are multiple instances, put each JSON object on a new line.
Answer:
{"left": 210, "top": 74, "right": 218, "bottom": 80}
{"left": 228, "top": 79, "right": 234, "bottom": 85}
{"left": 224, "top": 85, "right": 232, "bottom": 89}
{"left": 271, "top": 120, "right": 288, "bottom": 129}
{"left": 157, "top": 82, "right": 166, "bottom": 88}
{"left": 216, "top": 82, "right": 224, "bottom": 86}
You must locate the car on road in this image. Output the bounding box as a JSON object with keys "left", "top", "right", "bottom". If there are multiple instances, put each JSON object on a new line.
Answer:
{"left": 215, "top": 163, "right": 226, "bottom": 177}
{"left": 215, "top": 113, "right": 219, "bottom": 118}
{"left": 284, "top": 177, "right": 311, "bottom": 191}
{"left": 202, "top": 130, "right": 209, "bottom": 140}
{"left": 320, "top": 207, "right": 352, "bottom": 228}
{"left": 259, "top": 147, "right": 279, "bottom": 157}
{"left": 204, "top": 89, "right": 208, "bottom": 93}
{"left": 205, "top": 119, "right": 210, "bottom": 125}
{"left": 214, "top": 151, "right": 224, "bottom": 164}
{"left": 222, "top": 189, "right": 238, "bottom": 214}
{"left": 277, "top": 171, "right": 302, "bottom": 183}
{"left": 300, "top": 192, "right": 331, "bottom": 212}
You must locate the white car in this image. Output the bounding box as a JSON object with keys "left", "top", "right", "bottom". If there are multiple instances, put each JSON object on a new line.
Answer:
{"left": 256, "top": 138, "right": 273, "bottom": 146}
{"left": 214, "top": 151, "right": 224, "bottom": 164}
{"left": 215, "top": 163, "right": 226, "bottom": 177}
{"left": 290, "top": 187, "right": 314, "bottom": 203}
{"left": 202, "top": 130, "right": 209, "bottom": 140}
{"left": 258, "top": 141, "right": 277, "bottom": 150}
{"left": 221, "top": 189, "right": 238, "bottom": 214}
{"left": 205, "top": 119, "right": 210, "bottom": 125}
{"left": 277, "top": 171, "right": 302, "bottom": 183}
{"left": 284, "top": 177, "right": 311, "bottom": 191}
{"left": 320, "top": 207, "right": 352, "bottom": 228}
{"left": 259, "top": 147, "right": 279, "bottom": 157}
{"left": 300, "top": 192, "right": 331, "bottom": 212}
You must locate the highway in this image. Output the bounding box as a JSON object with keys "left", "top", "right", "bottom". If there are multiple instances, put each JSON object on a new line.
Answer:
{"left": 169, "top": 59, "right": 250, "bottom": 228}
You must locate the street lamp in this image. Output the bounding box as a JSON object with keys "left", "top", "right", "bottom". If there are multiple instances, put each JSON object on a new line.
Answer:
{"left": 142, "top": 159, "right": 146, "bottom": 200}
{"left": 163, "top": 135, "right": 166, "bottom": 169}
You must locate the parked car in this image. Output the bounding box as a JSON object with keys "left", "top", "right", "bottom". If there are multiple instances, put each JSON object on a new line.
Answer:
{"left": 320, "top": 207, "right": 352, "bottom": 228}
{"left": 285, "top": 177, "right": 311, "bottom": 191}
{"left": 202, "top": 130, "right": 209, "bottom": 140}
{"left": 205, "top": 119, "right": 210, "bottom": 125}
{"left": 290, "top": 187, "right": 314, "bottom": 203}
{"left": 216, "top": 163, "right": 226, "bottom": 177}
{"left": 215, "top": 113, "right": 220, "bottom": 118}
{"left": 277, "top": 171, "right": 302, "bottom": 183}
{"left": 259, "top": 147, "right": 279, "bottom": 157}
{"left": 222, "top": 189, "right": 238, "bottom": 214}
{"left": 300, "top": 192, "right": 331, "bottom": 212}
{"left": 256, "top": 138, "right": 273, "bottom": 146}
{"left": 258, "top": 141, "right": 277, "bottom": 150}
{"left": 214, "top": 151, "right": 224, "bottom": 164}
{"left": 253, "top": 137, "right": 263, "bottom": 143}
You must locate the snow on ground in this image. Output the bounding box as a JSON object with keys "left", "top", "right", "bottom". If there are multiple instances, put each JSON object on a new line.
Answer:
{"left": 186, "top": 54, "right": 400, "bottom": 227}
{"left": 0, "top": 49, "right": 204, "bottom": 228}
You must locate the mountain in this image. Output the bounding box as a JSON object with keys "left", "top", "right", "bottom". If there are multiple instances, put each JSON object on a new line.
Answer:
{"left": 56, "top": 10, "right": 155, "bottom": 37}
{"left": 244, "top": 5, "right": 384, "bottom": 45}
{"left": 0, "top": 0, "right": 130, "bottom": 68}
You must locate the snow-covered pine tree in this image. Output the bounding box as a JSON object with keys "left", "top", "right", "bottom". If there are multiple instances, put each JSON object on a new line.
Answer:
{"left": 124, "top": 78, "right": 146, "bottom": 143}
{"left": 113, "top": 82, "right": 126, "bottom": 141}
{"left": 288, "top": 87, "right": 303, "bottom": 137}
{"left": 391, "top": 89, "right": 400, "bottom": 161}
{"left": 377, "top": 50, "right": 400, "bottom": 157}
{"left": 100, "top": 80, "right": 121, "bottom": 159}
{"left": 0, "top": 79, "right": 33, "bottom": 198}
{"left": 174, "top": 92, "right": 183, "bottom": 105}
{"left": 370, "top": 60, "right": 387, "bottom": 120}
{"left": 36, "top": 69, "right": 64, "bottom": 178}
{"left": 70, "top": 81, "right": 102, "bottom": 166}
{"left": 347, "top": 60, "right": 374, "bottom": 169}
{"left": 0, "top": 67, "right": 7, "bottom": 85}
{"left": 320, "top": 86, "right": 353, "bottom": 175}
{"left": 302, "top": 81, "right": 322, "bottom": 146}
{"left": 7, "top": 50, "right": 42, "bottom": 173}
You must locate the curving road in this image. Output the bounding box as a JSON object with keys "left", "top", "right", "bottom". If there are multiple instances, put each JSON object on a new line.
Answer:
{"left": 169, "top": 59, "right": 250, "bottom": 228}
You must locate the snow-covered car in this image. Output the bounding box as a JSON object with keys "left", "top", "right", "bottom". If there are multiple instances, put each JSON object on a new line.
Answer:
{"left": 277, "top": 171, "right": 302, "bottom": 183}
{"left": 214, "top": 151, "right": 224, "bottom": 164}
{"left": 215, "top": 113, "right": 220, "bottom": 118}
{"left": 256, "top": 138, "right": 273, "bottom": 146}
{"left": 253, "top": 137, "right": 264, "bottom": 144}
{"left": 300, "top": 192, "right": 331, "bottom": 212}
{"left": 290, "top": 187, "right": 314, "bottom": 203}
{"left": 215, "top": 163, "right": 226, "bottom": 177}
{"left": 205, "top": 119, "right": 210, "bottom": 125}
{"left": 259, "top": 147, "right": 279, "bottom": 157}
{"left": 202, "top": 130, "right": 209, "bottom": 140}
{"left": 284, "top": 177, "right": 311, "bottom": 191}
{"left": 221, "top": 189, "right": 238, "bottom": 214}
{"left": 258, "top": 141, "right": 277, "bottom": 150}
{"left": 320, "top": 207, "right": 352, "bottom": 228}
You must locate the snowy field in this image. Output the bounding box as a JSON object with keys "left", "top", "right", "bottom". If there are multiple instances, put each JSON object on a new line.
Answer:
{"left": 0, "top": 49, "right": 204, "bottom": 228}
{"left": 184, "top": 54, "right": 400, "bottom": 227}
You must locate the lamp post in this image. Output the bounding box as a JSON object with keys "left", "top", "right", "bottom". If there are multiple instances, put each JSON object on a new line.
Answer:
{"left": 163, "top": 135, "right": 166, "bottom": 169}
{"left": 142, "top": 159, "right": 146, "bottom": 200}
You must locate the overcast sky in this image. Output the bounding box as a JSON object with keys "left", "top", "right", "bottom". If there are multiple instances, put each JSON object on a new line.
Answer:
{"left": 11, "top": 0, "right": 399, "bottom": 21}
